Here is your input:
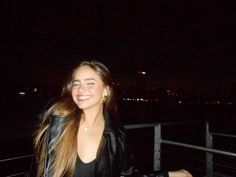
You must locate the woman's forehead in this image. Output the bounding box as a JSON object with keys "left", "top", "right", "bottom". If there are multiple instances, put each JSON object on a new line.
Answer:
{"left": 74, "top": 66, "right": 100, "bottom": 80}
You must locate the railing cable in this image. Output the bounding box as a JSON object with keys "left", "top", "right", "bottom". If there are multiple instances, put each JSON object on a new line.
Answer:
{"left": 161, "top": 139, "right": 236, "bottom": 157}
{"left": 0, "top": 154, "right": 33, "bottom": 163}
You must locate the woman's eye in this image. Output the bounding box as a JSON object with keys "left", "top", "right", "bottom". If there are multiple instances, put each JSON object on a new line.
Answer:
{"left": 72, "top": 83, "right": 80, "bottom": 87}
{"left": 87, "top": 82, "right": 95, "bottom": 86}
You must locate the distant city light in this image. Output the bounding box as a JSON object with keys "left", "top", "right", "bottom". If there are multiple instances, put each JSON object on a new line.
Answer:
{"left": 137, "top": 71, "right": 146, "bottom": 75}
{"left": 122, "top": 97, "right": 149, "bottom": 102}
{"left": 19, "top": 92, "right": 26, "bottom": 95}
{"left": 33, "top": 88, "right": 38, "bottom": 92}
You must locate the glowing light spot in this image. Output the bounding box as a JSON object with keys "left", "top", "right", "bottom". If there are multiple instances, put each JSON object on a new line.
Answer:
{"left": 19, "top": 92, "right": 26, "bottom": 95}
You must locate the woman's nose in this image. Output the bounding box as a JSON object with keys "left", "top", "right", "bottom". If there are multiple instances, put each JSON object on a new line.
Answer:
{"left": 77, "top": 84, "right": 85, "bottom": 93}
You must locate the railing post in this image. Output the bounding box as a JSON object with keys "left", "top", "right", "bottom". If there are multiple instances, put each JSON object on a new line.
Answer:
{"left": 154, "top": 124, "right": 161, "bottom": 171}
{"left": 205, "top": 121, "right": 213, "bottom": 177}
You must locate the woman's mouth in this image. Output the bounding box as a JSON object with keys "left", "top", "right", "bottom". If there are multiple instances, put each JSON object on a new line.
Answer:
{"left": 77, "top": 95, "right": 91, "bottom": 102}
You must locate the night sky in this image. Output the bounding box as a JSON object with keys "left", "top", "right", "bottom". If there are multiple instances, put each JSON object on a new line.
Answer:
{"left": 2, "top": 0, "right": 236, "bottom": 94}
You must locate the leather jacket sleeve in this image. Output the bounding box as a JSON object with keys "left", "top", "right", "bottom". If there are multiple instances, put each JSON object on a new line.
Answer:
{"left": 28, "top": 116, "right": 66, "bottom": 177}
{"left": 155, "top": 171, "right": 169, "bottom": 177}
{"left": 44, "top": 115, "right": 66, "bottom": 177}
{"left": 120, "top": 140, "right": 134, "bottom": 176}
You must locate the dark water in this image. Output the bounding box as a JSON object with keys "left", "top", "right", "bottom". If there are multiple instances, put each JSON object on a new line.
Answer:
{"left": 1, "top": 96, "right": 235, "bottom": 176}
{"left": 118, "top": 101, "right": 236, "bottom": 133}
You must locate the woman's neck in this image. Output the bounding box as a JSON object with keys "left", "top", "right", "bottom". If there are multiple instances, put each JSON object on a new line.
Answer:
{"left": 81, "top": 106, "right": 104, "bottom": 127}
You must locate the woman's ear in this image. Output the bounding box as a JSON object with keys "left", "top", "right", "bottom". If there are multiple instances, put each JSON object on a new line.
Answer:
{"left": 103, "top": 86, "right": 109, "bottom": 97}
{"left": 102, "top": 86, "right": 109, "bottom": 103}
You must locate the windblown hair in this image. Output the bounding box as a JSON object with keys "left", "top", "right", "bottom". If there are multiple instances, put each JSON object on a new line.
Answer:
{"left": 34, "top": 60, "right": 116, "bottom": 177}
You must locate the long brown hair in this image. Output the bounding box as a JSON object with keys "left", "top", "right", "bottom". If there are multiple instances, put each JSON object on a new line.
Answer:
{"left": 34, "top": 60, "right": 116, "bottom": 177}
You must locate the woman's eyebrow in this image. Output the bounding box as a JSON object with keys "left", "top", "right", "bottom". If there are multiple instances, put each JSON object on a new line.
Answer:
{"left": 72, "top": 80, "right": 80, "bottom": 83}
{"left": 72, "top": 78, "right": 96, "bottom": 83}
{"left": 84, "top": 78, "right": 96, "bottom": 81}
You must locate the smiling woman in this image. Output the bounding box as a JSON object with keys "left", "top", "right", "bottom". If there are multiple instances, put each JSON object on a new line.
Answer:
{"left": 32, "top": 59, "right": 192, "bottom": 177}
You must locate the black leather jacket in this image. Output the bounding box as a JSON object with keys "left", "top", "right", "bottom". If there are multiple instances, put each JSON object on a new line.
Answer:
{"left": 33, "top": 111, "right": 168, "bottom": 177}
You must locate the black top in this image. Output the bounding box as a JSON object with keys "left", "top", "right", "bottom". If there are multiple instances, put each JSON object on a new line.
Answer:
{"left": 73, "top": 156, "right": 96, "bottom": 177}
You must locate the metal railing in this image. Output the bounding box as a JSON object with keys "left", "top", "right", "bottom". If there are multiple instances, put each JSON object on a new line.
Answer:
{"left": 125, "top": 121, "right": 236, "bottom": 177}
{"left": 1, "top": 121, "right": 236, "bottom": 177}
{"left": 0, "top": 154, "right": 33, "bottom": 177}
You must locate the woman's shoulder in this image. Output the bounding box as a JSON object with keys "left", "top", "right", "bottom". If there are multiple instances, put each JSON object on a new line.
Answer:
{"left": 50, "top": 115, "right": 66, "bottom": 123}
{"left": 105, "top": 111, "right": 124, "bottom": 130}
{"left": 48, "top": 115, "right": 66, "bottom": 130}
{"left": 106, "top": 117, "right": 126, "bottom": 142}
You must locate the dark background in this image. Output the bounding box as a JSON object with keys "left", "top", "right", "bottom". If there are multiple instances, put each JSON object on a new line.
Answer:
{"left": 1, "top": 0, "right": 236, "bottom": 132}
{"left": 2, "top": 0, "right": 235, "bottom": 94}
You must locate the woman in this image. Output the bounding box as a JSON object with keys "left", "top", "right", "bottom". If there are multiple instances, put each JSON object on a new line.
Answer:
{"left": 33, "top": 60, "right": 192, "bottom": 177}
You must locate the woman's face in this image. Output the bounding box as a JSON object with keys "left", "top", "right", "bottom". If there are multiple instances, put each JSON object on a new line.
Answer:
{"left": 71, "top": 65, "right": 108, "bottom": 111}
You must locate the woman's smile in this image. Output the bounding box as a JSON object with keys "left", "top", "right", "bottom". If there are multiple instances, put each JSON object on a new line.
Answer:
{"left": 77, "top": 95, "right": 92, "bottom": 102}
